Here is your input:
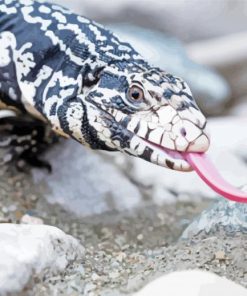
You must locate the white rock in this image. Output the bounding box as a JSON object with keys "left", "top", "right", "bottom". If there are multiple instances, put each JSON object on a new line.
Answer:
{"left": 0, "top": 224, "right": 84, "bottom": 295}
{"left": 32, "top": 140, "right": 142, "bottom": 217}
{"left": 134, "top": 270, "right": 247, "bottom": 296}
{"left": 129, "top": 117, "right": 247, "bottom": 203}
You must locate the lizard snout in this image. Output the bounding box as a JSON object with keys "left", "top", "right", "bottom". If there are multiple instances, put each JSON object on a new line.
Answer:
{"left": 171, "top": 119, "right": 210, "bottom": 152}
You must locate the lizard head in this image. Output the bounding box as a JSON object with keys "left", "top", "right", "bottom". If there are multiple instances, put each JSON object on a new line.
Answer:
{"left": 83, "top": 64, "right": 210, "bottom": 172}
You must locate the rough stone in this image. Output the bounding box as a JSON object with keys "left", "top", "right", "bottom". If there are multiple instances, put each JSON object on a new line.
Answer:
{"left": 32, "top": 140, "right": 142, "bottom": 217}
{"left": 181, "top": 199, "right": 247, "bottom": 239}
{"left": 0, "top": 224, "right": 84, "bottom": 295}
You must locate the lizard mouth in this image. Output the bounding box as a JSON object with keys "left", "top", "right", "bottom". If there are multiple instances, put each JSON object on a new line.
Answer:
{"left": 131, "top": 135, "right": 193, "bottom": 172}
{"left": 134, "top": 131, "right": 247, "bottom": 203}
{"left": 91, "top": 103, "right": 207, "bottom": 171}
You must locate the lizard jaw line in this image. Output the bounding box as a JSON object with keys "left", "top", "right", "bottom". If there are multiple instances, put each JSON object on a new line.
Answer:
{"left": 135, "top": 136, "right": 192, "bottom": 172}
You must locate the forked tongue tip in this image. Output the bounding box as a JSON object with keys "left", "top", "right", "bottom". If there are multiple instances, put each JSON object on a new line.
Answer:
{"left": 182, "top": 152, "right": 247, "bottom": 203}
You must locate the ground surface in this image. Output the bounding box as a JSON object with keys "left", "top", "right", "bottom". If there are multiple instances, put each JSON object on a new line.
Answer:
{"left": 0, "top": 147, "right": 246, "bottom": 295}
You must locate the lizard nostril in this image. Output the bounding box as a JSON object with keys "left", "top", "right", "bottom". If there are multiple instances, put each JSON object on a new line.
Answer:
{"left": 180, "top": 127, "right": 187, "bottom": 137}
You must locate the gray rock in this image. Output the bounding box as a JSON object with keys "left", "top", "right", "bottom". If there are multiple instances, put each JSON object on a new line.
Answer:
{"left": 108, "top": 24, "right": 230, "bottom": 114}
{"left": 32, "top": 140, "right": 142, "bottom": 217}
{"left": 0, "top": 224, "right": 84, "bottom": 295}
{"left": 182, "top": 198, "right": 247, "bottom": 239}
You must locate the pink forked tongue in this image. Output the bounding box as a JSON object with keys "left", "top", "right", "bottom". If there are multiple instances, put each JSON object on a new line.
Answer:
{"left": 182, "top": 152, "right": 247, "bottom": 203}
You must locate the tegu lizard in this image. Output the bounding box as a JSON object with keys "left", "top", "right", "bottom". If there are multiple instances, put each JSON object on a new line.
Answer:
{"left": 0, "top": 0, "right": 210, "bottom": 172}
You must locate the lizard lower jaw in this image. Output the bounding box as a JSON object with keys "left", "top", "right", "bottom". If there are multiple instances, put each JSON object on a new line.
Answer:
{"left": 128, "top": 135, "right": 192, "bottom": 171}
{"left": 141, "top": 137, "right": 192, "bottom": 172}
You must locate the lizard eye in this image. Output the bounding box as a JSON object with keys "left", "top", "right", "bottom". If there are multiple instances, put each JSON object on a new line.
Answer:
{"left": 128, "top": 85, "right": 144, "bottom": 103}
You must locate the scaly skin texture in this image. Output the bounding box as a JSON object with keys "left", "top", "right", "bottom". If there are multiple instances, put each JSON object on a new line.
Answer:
{"left": 0, "top": 0, "right": 210, "bottom": 171}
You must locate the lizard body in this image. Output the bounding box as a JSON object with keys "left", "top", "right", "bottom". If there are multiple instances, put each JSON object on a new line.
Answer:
{"left": 0, "top": 0, "right": 209, "bottom": 171}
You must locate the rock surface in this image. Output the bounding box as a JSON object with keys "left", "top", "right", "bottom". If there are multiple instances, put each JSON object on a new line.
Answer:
{"left": 0, "top": 125, "right": 246, "bottom": 295}
{"left": 182, "top": 199, "right": 247, "bottom": 239}
{"left": 134, "top": 270, "right": 247, "bottom": 296}
{"left": 0, "top": 224, "right": 84, "bottom": 295}
{"left": 32, "top": 140, "right": 142, "bottom": 217}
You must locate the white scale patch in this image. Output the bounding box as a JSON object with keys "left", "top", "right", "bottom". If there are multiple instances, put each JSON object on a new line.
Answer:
{"left": 19, "top": 0, "right": 34, "bottom": 5}
{"left": 40, "top": 71, "right": 82, "bottom": 135}
{"left": 0, "top": 45, "right": 11, "bottom": 68}
{"left": 34, "top": 65, "right": 53, "bottom": 88}
{"left": 21, "top": 6, "right": 52, "bottom": 30}
{"left": 0, "top": 32, "right": 42, "bottom": 115}
{"left": 21, "top": 3, "right": 89, "bottom": 69}
{"left": 189, "top": 107, "right": 206, "bottom": 128}
{"left": 86, "top": 104, "right": 116, "bottom": 148}
{"left": 0, "top": 4, "right": 17, "bottom": 14}
{"left": 89, "top": 24, "right": 107, "bottom": 42}
{"left": 135, "top": 120, "right": 148, "bottom": 138}
{"left": 104, "top": 51, "right": 131, "bottom": 61}
{"left": 39, "top": 5, "right": 51, "bottom": 14}
{"left": 148, "top": 127, "right": 164, "bottom": 144}
{"left": 77, "top": 16, "right": 90, "bottom": 24}
{"left": 52, "top": 11, "right": 67, "bottom": 23}
{"left": 57, "top": 23, "right": 99, "bottom": 66}
{"left": 66, "top": 101, "right": 84, "bottom": 142}
{"left": 181, "top": 120, "right": 201, "bottom": 142}
{"left": 51, "top": 4, "right": 71, "bottom": 14}
{"left": 156, "top": 106, "right": 177, "bottom": 125}
{"left": 127, "top": 117, "right": 140, "bottom": 133}
{"left": 0, "top": 32, "right": 17, "bottom": 67}
{"left": 15, "top": 42, "right": 35, "bottom": 77}
{"left": 114, "top": 110, "right": 126, "bottom": 123}
{"left": 128, "top": 136, "right": 146, "bottom": 156}
{"left": 9, "top": 40, "right": 40, "bottom": 109}
{"left": 8, "top": 87, "right": 17, "bottom": 100}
